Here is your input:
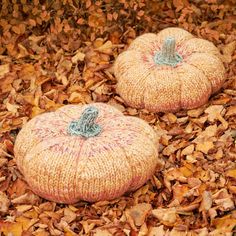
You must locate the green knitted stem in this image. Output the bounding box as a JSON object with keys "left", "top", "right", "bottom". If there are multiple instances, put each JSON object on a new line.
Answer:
{"left": 154, "top": 37, "right": 183, "bottom": 66}
{"left": 68, "top": 106, "right": 101, "bottom": 138}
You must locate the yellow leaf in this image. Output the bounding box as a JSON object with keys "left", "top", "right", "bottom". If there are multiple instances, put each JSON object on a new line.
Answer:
{"left": 152, "top": 208, "right": 177, "bottom": 226}
{"left": 125, "top": 203, "right": 152, "bottom": 227}
{"left": 12, "top": 25, "right": 21, "bottom": 34}
{"left": 15, "top": 205, "right": 32, "bottom": 213}
{"left": 226, "top": 169, "right": 236, "bottom": 179}
{"left": 71, "top": 51, "right": 85, "bottom": 64}
{"left": 179, "top": 166, "right": 193, "bottom": 177}
{"left": 212, "top": 215, "right": 236, "bottom": 231}
{"left": 5, "top": 102, "right": 19, "bottom": 114}
{"left": 95, "top": 41, "right": 113, "bottom": 54}
{"left": 0, "top": 64, "right": 10, "bottom": 79}
{"left": 196, "top": 141, "right": 214, "bottom": 154}
{"left": 31, "top": 106, "right": 45, "bottom": 118}
{"left": 0, "top": 221, "right": 23, "bottom": 236}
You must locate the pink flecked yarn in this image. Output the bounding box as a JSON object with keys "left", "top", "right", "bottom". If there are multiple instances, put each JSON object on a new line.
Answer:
{"left": 114, "top": 27, "right": 226, "bottom": 112}
{"left": 14, "top": 103, "right": 160, "bottom": 204}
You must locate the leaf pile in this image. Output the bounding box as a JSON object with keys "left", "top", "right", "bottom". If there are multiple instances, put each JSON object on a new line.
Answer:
{"left": 0, "top": 0, "right": 236, "bottom": 235}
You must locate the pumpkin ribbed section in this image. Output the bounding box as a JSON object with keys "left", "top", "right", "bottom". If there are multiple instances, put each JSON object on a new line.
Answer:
{"left": 114, "top": 27, "right": 226, "bottom": 112}
{"left": 14, "top": 103, "right": 159, "bottom": 204}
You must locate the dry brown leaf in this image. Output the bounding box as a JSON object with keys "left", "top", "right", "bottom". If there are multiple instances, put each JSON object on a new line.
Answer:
{"left": 222, "top": 41, "right": 236, "bottom": 63}
{"left": 61, "top": 208, "right": 77, "bottom": 223}
{"left": 226, "top": 169, "right": 236, "bottom": 179}
{"left": 0, "top": 221, "right": 23, "bottom": 236}
{"left": 148, "top": 226, "right": 166, "bottom": 236}
{"left": 71, "top": 51, "right": 85, "bottom": 64}
{"left": 212, "top": 214, "right": 236, "bottom": 231}
{"left": 5, "top": 102, "right": 19, "bottom": 114}
{"left": 172, "top": 184, "right": 189, "bottom": 204}
{"left": 0, "top": 64, "right": 10, "bottom": 79}
{"left": 196, "top": 141, "right": 214, "bottom": 154}
{"left": 11, "top": 192, "right": 40, "bottom": 205}
{"left": 199, "top": 191, "right": 212, "bottom": 212}
{"left": 205, "top": 105, "right": 226, "bottom": 123}
{"left": 181, "top": 144, "right": 195, "bottom": 156}
{"left": 0, "top": 191, "right": 10, "bottom": 214}
{"left": 93, "top": 229, "right": 112, "bottom": 236}
{"left": 152, "top": 208, "right": 177, "bottom": 226}
{"left": 126, "top": 203, "right": 152, "bottom": 227}
{"left": 225, "top": 106, "right": 236, "bottom": 117}
{"left": 95, "top": 41, "right": 113, "bottom": 54}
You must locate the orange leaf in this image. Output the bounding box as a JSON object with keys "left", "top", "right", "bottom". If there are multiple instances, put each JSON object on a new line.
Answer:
{"left": 226, "top": 169, "right": 236, "bottom": 179}
{"left": 11, "top": 25, "right": 21, "bottom": 34}
{"left": 0, "top": 221, "right": 23, "bottom": 236}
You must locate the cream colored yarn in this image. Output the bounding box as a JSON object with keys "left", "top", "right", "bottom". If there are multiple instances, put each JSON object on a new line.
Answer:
{"left": 114, "top": 27, "right": 225, "bottom": 112}
{"left": 14, "top": 103, "right": 159, "bottom": 204}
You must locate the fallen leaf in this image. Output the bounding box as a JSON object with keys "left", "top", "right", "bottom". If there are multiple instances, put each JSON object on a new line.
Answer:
{"left": 205, "top": 105, "right": 225, "bottom": 122}
{"left": 61, "top": 208, "right": 77, "bottom": 223}
{"left": 226, "top": 169, "right": 236, "bottom": 179}
{"left": 11, "top": 192, "right": 40, "bottom": 205}
{"left": 95, "top": 41, "right": 113, "bottom": 54}
{"left": 15, "top": 205, "right": 33, "bottom": 213}
{"left": 126, "top": 203, "right": 152, "bottom": 227}
{"left": 181, "top": 144, "right": 195, "bottom": 156}
{"left": 212, "top": 214, "right": 236, "bottom": 231}
{"left": 0, "top": 221, "right": 23, "bottom": 236}
{"left": 152, "top": 207, "right": 177, "bottom": 226}
{"left": 71, "top": 51, "right": 85, "bottom": 63}
{"left": 0, "top": 64, "right": 10, "bottom": 79}
{"left": 196, "top": 141, "right": 214, "bottom": 154}
{"left": 199, "top": 191, "right": 212, "bottom": 212}
{"left": 148, "top": 225, "right": 166, "bottom": 236}
{"left": 0, "top": 191, "right": 10, "bottom": 214}
{"left": 222, "top": 41, "right": 236, "bottom": 63}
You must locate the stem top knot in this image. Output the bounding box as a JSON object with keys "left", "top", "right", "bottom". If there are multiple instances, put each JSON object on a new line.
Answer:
{"left": 154, "top": 37, "right": 183, "bottom": 66}
{"left": 68, "top": 106, "right": 101, "bottom": 138}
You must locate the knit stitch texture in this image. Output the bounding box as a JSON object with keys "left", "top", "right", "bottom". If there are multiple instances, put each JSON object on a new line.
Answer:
{"left": 14, "top": 103, "right": 160, "bottom": 204}
{"left": 114, "top": 27, "right": 226, "bottom": 112}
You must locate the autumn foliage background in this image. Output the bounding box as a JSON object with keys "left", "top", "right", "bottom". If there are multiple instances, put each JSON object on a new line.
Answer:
{"left": 0, "top": 0, "right": 236, "bottom": 235}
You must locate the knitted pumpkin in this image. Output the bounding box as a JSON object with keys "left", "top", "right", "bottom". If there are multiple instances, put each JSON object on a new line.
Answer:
{"left": 114, "top": 27, "right": 225, "bottom": 112}
{"left": 14, "top": 103, "right": 159, "bottom": 204}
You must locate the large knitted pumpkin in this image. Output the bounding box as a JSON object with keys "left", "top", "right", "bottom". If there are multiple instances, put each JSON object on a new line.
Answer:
{"left": 114, "top": 27, "right": 225, "bottom": 112}
{"left": 14, "top": 103, "right": 159, "bottom": 204}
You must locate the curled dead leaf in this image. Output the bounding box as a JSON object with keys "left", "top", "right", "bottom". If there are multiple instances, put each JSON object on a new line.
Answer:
{"left": 199, "top": 191, "right": 212, "bottom": 212}
{"left": 0, "top": 191, "right": 10, "bottom": 214}
{"left": 0, "top": 64, "right": 10, "bottom": 79}
{"left": 71, "top": 51, "right": 85, "bottom": 64}
{"left": 152, "top": 207, "right": 177, "bottom": 226}
{"left": 125, "top": 203, "right": 152, "bottom": 227}
{"left": 11, "top": 192, "right": 40, "bottom": 205}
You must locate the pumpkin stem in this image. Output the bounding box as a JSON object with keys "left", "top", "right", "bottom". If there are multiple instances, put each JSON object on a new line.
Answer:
{"left": 68, "top": 106, "right": 101, "bottom": 138}
{"left": 154, "top": 37, "right": 183, "bottom": 66}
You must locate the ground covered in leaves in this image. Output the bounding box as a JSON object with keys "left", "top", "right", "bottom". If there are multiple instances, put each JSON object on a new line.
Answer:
{"left": 0, "top": 0, "right": 236, "bottom": 235}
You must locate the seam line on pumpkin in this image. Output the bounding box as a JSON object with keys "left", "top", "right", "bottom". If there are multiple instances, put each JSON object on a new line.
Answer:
{"left": 142, "top": 66, "right": 159, "bottom": 110}
{"left": 111, "top": 137, "right": 134, "bottom": 195}
{"left": 186, "top": 54, "right": 213, "bottom": 95}
{"left": 177, "top": 66, "right": 182, "bottom": 110}
{"left": 53, "top": 140, "right": 65, "bottom": 203}
{"left": 60, "top": 138, "right": 78, "bottom": 203}
{"left": 139, "top": 55, "right": 155, "bottom": 109}
{"left": 73, "top": 138, "right": 86, "bottom": 201}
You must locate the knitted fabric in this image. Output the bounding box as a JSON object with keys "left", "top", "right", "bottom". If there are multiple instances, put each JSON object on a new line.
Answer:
{"left": 114, "top": 27, "right": 226, "bottom": 113}
{"left": 154, "top": 37, "right": 182, "bottom": 66}
{"left": 14, "top": 103, "right": 160, "bottom": 204}
{"left": 68, "top": 106, "right": 101, "bottom": 138}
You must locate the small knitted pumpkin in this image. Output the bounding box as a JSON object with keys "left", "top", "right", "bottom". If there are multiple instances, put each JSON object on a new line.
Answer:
{"left": 14, "top": 103, "right": 159, "bottom": 204}
{"left": 114, "top": 27, "right": 225, "bottom": 112}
